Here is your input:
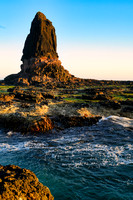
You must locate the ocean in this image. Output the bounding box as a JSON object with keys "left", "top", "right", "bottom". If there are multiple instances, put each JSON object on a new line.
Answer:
{"left": 0, "top": 116, "right": 133, "bottom": 200}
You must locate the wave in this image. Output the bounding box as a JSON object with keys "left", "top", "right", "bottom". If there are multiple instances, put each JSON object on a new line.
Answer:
{"left": 0, "top": 115, "right": 132, "bottom": 169}
{"left": 100, "top": 115, "right": 133, "bottom": 128}
{"left": 0, "top": 140, "right": 132, "bottom": 167}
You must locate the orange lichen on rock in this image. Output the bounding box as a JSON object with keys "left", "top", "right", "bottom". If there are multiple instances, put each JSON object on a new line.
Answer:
{"left": 0, "top": 165, "right": 54, "bottom": 200}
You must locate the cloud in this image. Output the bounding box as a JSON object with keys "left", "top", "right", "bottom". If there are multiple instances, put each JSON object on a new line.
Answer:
{"left": 0, "top": 25, "right": 6, "bottom": 29}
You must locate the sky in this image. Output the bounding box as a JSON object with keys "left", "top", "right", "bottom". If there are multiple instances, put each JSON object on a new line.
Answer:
{"left": 0, "top": 0, "right": 133, "bottom": 80}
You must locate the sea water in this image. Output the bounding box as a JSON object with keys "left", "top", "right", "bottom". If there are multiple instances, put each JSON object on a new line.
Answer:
{"left": 0, "top": 116, "right": 133, "bottom": 200}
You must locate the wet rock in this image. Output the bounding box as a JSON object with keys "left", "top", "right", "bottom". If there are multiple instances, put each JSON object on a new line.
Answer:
{"left": 121, "top": 106, "right": 133, "bottom": 113}
{"left": 0, "top": 113, "right": 28, "bottom": 132}
{"left": 0, "top": 101, "right": 13, "bottom": 106}
{"left": 54, "top": 115, "right": 101, "bottom": 128}
{"left": 0, "top": 165, "right": 54, "bottom": 200}
{"left": 28, "top": 116, "right": 54, "bottom": 133}
{"left": 0, "top": 114, "right": 54, "bottom": 134}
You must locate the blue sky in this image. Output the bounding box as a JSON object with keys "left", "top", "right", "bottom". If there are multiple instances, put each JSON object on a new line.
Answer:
{"left": 0, "top": 0, "right": 133, "bottom": 80}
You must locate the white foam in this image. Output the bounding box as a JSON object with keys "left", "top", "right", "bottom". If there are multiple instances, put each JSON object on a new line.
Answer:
{"left": 7, "top": 131, "right": 14, "bottom": 136}
{"left": 24, "top": 141, "right": 48, "bottom": 149}
{"left": 70, "top": 143, "right": 133, "bottom": 167}
{"left": 101, "top": 115, "right": 133, "bottom": 128}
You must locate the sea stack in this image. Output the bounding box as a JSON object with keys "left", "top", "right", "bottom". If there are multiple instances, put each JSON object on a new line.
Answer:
{"left": 4, "top": 12, "right": 72, "bottom": 86}
{"left": 21, "top": 11, "right": 58, "bottom": 61}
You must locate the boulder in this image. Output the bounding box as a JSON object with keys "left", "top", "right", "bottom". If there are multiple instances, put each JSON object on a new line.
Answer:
{"left": 28, "top": 116, "right": 54, "bottom": 133}
{"left": 0, "top": 165, "right": 54, "bottom": 200}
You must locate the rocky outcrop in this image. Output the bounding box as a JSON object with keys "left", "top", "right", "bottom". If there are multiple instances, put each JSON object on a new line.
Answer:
{"left": 28, "top": 116, "right": 54, "bottom": 133}
{"left": 0, "top": 165, "right": 54, "bottom": 200}
{"left": 4, "top": 12, "right": 73, "bottom": 86}
{"left": 54, "top": 115, "right": 101, "bottom": 128}
{"left": 0, "top": 114, "right": 54, "bottom": 134}
{"left": 21, "top": 11, "right": 58, "bottom": 61}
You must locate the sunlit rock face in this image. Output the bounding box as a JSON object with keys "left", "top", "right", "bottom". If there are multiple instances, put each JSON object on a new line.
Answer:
{"left": 0, "top": 165, "right": 54, "bottom": 200}
{"left": 4, "top": 12, "right": 73, "bottom": 86}
{"left": 21, "top": 11, "right": 58, "bottom": 61}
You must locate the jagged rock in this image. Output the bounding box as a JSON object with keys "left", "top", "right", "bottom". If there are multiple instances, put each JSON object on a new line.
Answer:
{"left": 54, "top": 115, "right": 101, "bottom": 128}
{"left": 14, "top": 89, "right": 44, "bottom": 103}
{"left": 22, "top": 11, "right": 58, "bottom": 61}
{"left": 0, "top": 113, "right": 54, "bottom": 134}
{"left": 0, "top": 165, "right": 54, "bottom": 200}
{"left": 4, "top": 12, "right": 73, "bottom": 86}
{"left": 28, "top": 116, "right": 54, "bottom": 133}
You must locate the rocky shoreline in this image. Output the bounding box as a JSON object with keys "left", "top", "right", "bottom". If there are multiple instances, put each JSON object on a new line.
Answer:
{"left": 0, "top": 84, "right": 133, "bottom": 134}
{"left": 0, "top": 86, "right": 102, "bottom": 134}
{"left": 0, "top": 11, "right": 132, "bottom": 133}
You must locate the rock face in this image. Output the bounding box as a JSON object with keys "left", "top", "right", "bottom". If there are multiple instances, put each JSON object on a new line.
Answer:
{"left": 54, "top": 115, "right": 102, "bottom": 128}
{"left": 21, "top": 12, "right": 58, "bottom": 61}
{"left": 0, "top": 165, "right": 54, "bottom": 200}
{"left": 4, "top": 11, "right": 73, "bottom": 86}
{"left": 0, "top": 114, "right": 54, "bottom": 134}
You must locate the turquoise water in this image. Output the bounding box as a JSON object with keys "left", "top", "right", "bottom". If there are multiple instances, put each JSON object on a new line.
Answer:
{"left": 0, "top": 116, "right": 133, "bottom": 199}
